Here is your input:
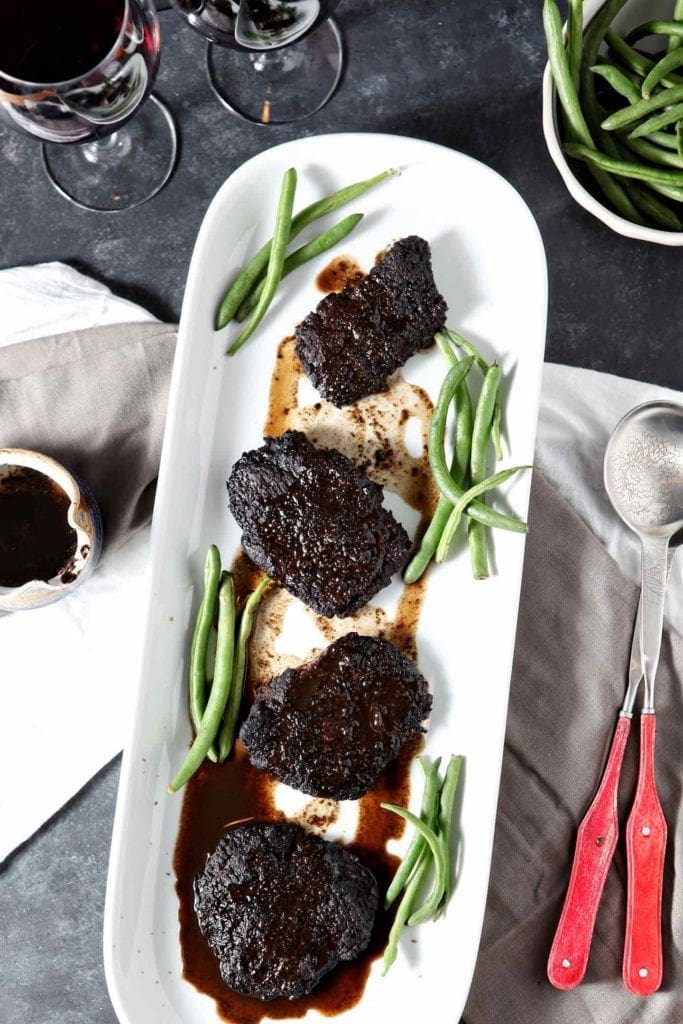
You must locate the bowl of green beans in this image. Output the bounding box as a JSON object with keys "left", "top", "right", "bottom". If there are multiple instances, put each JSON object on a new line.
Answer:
{"left": 542, "top": 0, "right": 683, "bottom": 244}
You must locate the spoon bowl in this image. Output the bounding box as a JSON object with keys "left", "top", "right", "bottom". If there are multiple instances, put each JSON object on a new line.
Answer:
{"left": 604, "top": 401, "right": 683, "bottom": 539}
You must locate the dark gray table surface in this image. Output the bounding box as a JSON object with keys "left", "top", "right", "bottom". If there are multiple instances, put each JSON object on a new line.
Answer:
{"left": 1, "top": 4, "right": 681, "bottom": 1023}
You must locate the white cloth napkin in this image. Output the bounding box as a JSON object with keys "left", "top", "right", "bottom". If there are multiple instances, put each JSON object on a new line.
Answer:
{"left": 0, "top": 264, "right": 155, "bottom": 862}
{"left": 0, "top": 262, "right": 680, "bottom": 862}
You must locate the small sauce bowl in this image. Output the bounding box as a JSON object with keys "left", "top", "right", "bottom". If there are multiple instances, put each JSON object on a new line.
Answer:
{"left": 0, "top": 449, "right": 102, "bottom": 611}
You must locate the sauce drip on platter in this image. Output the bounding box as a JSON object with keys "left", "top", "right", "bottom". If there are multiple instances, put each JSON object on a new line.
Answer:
{"left": 174, "top": 294, "right": 438, "bottom": 1020}
{"left": 315, "top": 255, "right": 364, "bottom": 294}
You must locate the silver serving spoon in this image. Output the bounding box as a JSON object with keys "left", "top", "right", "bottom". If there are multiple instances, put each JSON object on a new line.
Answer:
{"left": 604, "top": 399, "right": 683, "bottom": 995}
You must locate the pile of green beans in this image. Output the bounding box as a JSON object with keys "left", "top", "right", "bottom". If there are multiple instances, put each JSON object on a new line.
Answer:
{"left": 403, "top": 329, "right": 528, "bottom": 583}
{"left": 544, "top": 0, "right": 683, "bottom": 231}
{"left": 215, "top": 167, "right": 398, "bottom": 348}
{"left": 382, "top": 755, "right": 463, "bottom": 974}
{"left": 169, "top": 545, "right": 270, "bottom": 793}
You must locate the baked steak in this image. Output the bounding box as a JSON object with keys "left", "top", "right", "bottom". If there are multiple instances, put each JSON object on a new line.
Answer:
{"left": 295, "top": 235, "right": 447, "bottom": 407}
{"left": 240, "top": 632, "right": 432, "bottom": 800}
{"left": 194, "top": 821, "right": 378, "bottom": 1001}
{"left": 227, "top": 430, "right": 410, "bottom": 618}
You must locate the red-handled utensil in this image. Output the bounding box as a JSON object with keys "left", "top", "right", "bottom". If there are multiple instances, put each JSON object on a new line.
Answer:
{"left": 605, "top": 404, "right": 683, "bottom": 996}
{"left": 623, "top": 713, "right": 667, "bottom": 995}
{"left": 547, "top": 715, "right": 631, "bottom": 989}
{"left": 549, "top": 400, "right": 683, "bottom": 995}
{"left": 547, "top": 559, "right": 663, "bottom": 990}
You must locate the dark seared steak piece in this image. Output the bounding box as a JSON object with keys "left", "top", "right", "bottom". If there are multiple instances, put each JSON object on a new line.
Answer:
{"left": 227, "top": 430, "right": 410, "bottom": 618}
{"left": 194, "top": 822, "right": 378, "bottom": 1001}
{"left": 240, "top": 633, "right": 432, "bottom": 800}
{"left": 295, "top": 235, "right": 447, "bottom": 407}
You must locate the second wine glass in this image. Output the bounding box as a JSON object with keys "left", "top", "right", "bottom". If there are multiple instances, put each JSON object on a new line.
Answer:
{"left": 171, "top": 0, "right": 344, "bottom": 125}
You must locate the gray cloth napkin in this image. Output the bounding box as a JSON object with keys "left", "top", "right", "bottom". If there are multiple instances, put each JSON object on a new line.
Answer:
{"left": 0, "top": 322, "right": 176, "bottom": 550}
{"left": 465, "top": 472, "right": 683, "bottom": 1024}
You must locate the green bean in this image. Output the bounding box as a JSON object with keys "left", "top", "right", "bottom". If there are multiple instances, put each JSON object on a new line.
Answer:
{"left": 623, "top": 179, "right": 683, "bottom": 229}
{"left": 443, "top": 327, "right": 488, "bottom": 373}
{"left": 429, "top": 362, "right": 527, "bottom": 534}
{"left": 646, "top": 179, "right": 683, "bottom": 202}
{"left": 567, "top": 0, "right": 583, "bottom": 92}
{"left": 435, "top": 755, "right": 463, "bottom": 916}
{"left": 624, "top": 21, "right": 683, "bottom": 47}
{"left": 382, "top": 842, "right": 432, "bottom": 974}
{"left": 596, "top": 58, "right": 642, "bottom": 88}
{"left": 403, "top": 339, "right": 474, "bottom": 585}
{"left": 585, "top": 66, "right": 681, "bottom": 219}
{"left": 581, "top": 0, "right": 630, "bottom": 78}
{"left": 565, "top": 141, "right": 683, "bottom": 186}
{"left": 227, "top": 169, "right": 297, "bottom": 355}
{"left": 466, "top": 362, "right": 501, "bottom": 579}
{"left": 436, "top": 465, "right": 530, "bottom": 564}
{"left": 433, "top": 357, "right": 501, "bottom": 572}
{"left": 574, "top": 0, "right": 649, "bottom": 224}
{"left": 543, "top": 0, "right": 593, "bottom": 144}
{"left": 642, "top": 48, "right": 683, "bottom": 98}
{"left": 443, "top": 329, "right": 503, "bottom": 459}
{"left": 678, "top": 120, "right": 683, "bottom": 160}
{"left": 591, "top": 62, "right": 640, "bottom": 104}
{"left": 435, "top": 334, "right": 474, "bottom": 488}
{"left": 606, "top": 29, "right": 683, "bottom": 87}
{"left": 235, "top": 213, "right": 364, "bottom": 322}
{"left": 618, "top": 133, "right": 683, "bottom": 166}
{"left": 169, "top": 574, "right": 236, "bottom": 793}
{"left": 385, "top": 758, "right": 442, "bottom": 908}
{"left": 669, "top": 0, "right": 683, "bottom": 53}
{"left": 188, "top": 545, "right": 222, "bottom": 762}
{"left": 630, "top": 102, "right": 683, "bottom": 139}
{"left": 435, "top": 328, "right": 457, "bottom": 365}
{"left": 638, "top": 130, "right": 681, "bottom": 152}
{"left": 380, "top": 804, "right": 447, "bottom": 927}
{"left": 217, "top": 575, "right": 270, "bottom": 762}
{"left": 215, "top": 168, "right": 396, "bottom": 329}
{"left": 404, "top": 498, "right": 453, "bottom": 584}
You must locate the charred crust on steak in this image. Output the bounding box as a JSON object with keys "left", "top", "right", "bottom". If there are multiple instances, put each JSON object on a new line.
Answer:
{"left": 295, "top": 235, "right": 447, "bottom": 407}
{"left": 226, "top": 430, "right": 411, "bottom": 618}
{"left": 193, "top": 821, "right": 379, "bottom": 1000}
{"left": 240, "top": 632, "right": 432, "bottom": 800}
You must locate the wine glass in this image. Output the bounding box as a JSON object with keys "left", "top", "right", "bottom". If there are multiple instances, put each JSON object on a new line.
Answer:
{"left": 0, "top": 0, "right": 178, "bottom": 212}
{"left": 171, "top": 0, "right": 343, "bottom": 125}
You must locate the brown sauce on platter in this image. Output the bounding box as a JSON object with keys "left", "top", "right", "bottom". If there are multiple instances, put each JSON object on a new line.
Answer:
{"left": 174, "top": 308, "right": 439, "bottom": 1021}
{"left": 316, "top": 256, "right": 365, "bottom": 294}
{"left": 0, "top": 466, "right": 77, "bottom": 587}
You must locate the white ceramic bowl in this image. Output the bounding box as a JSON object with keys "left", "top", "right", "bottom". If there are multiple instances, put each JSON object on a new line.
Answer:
{"left": 0, "top": 449, "right": 102, "bottom": 610}
{"left": 542, "top": 0, "right": 683, "bottom": 245}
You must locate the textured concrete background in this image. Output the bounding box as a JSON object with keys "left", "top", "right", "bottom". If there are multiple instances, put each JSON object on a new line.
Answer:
{"left": 0, "top": 3, "right": 681, "bottom": 1023}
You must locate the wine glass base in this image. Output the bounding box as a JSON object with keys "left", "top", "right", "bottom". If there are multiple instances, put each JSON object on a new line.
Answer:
{"left": 40, "top": 94, "right": 178, "bottom": 213}
{"left": 206, "top": 18, "right": 344, "bottom": 126}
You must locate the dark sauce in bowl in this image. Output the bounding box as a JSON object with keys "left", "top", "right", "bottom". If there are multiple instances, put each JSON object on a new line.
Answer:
{"left": 0, "top": 467, "right": 77, "bottom": 587}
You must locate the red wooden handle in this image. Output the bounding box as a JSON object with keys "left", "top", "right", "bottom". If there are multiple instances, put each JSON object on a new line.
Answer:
{"left": 623, "top": 713, "right": 667, "bottom": 996}
{"left": 547, "top": 716, "right": 631, "bottom": 990}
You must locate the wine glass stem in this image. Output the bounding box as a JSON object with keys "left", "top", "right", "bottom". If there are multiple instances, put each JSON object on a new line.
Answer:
{"left": 81, "top": 131, "right": 133, "bottom": 165}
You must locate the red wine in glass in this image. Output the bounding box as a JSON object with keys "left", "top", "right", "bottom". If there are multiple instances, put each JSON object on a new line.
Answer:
{"left": 1, "top": 0, "right": 127, "bottom": 87}
{"left": 0, "top": 0, "right": 178, "bottom": 210}
{"left": 171, "top": 0, "right": 344, "bottom": 124}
